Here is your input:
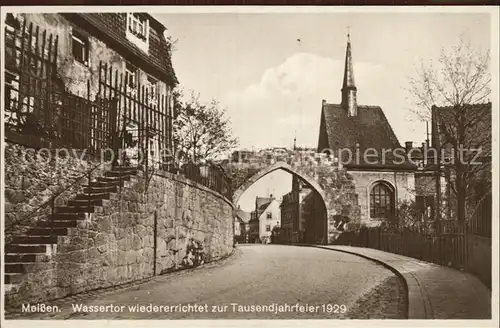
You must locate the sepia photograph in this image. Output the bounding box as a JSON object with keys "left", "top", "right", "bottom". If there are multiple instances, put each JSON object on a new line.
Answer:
{"left": 0, "top": 5, "right": 498, "bottom": 327}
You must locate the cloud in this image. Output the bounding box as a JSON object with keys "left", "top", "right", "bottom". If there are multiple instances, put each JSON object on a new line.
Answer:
{"left": 223, "top": 52, "right": 385, "bottom": 149}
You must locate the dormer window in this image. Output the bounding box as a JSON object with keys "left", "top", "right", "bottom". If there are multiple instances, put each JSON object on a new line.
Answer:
{"left": 126, "top": 13, "right": 149, "bottom": 53}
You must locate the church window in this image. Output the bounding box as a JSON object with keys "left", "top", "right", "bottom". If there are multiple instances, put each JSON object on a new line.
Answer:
{"left": 369, "top": 181, "right": 395, "bottom": 220}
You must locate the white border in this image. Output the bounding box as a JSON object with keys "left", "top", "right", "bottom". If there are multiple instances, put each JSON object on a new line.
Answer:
{"left": 1, "top": 5, "right": 499, "bottom": 328}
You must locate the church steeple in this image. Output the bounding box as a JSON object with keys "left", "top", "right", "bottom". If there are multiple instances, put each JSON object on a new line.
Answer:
{"left": 341, "top": 31, "right": 358, "bottom": 116}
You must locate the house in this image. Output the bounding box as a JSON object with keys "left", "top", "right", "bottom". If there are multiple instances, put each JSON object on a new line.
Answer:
{"left": 248, "top": 196, "right": 281, "bottom": 243}
{"left": 235, "top": 207, "right": 251, "bottom": 243}
{"left": 4, "top": 12, "right": 177, "bottom": 166}
{"left": 280, "top": 176, "right": 327, "bottom": 244}
{"left": 430, "top": 102, "right": 492, "bottom": 228}
{"left": 317, "top": 32, "right": 417, "bottom": 227}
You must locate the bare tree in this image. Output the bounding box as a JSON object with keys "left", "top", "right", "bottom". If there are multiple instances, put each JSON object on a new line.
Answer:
{"left": 173, "top": 90, "right": 239, "bottom": 164}
{"left": 407, "top": 36, "right": 491, "bottom": 223}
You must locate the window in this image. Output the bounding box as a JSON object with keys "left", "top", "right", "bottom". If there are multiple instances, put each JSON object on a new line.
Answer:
{"left": 72, "top": 29, "right": 89, "bottom": 66}
{"left": 147, "top": 75, "right": 158, "bottom": 102}
{"left": 369, "top": 182, "right": 395, "bottom": 220}
{"left": 267, "top": 212, "right": 272, "bottom": 219}
{"left": 127, "top": 13, "right": 148, "bottom": 41}
{"left": 125, "top": 63, "right": 138, "bottom": 89}
{"left": 266, "top": 225, "right": 271, "bottom": 232}
{"left": 126, "top": 13, "right": 150, "bottom": 53}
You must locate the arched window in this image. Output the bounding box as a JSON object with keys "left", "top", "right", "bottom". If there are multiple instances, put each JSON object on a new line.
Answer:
{"left": 370, "top": 182, "right": 395, "bottom": 219}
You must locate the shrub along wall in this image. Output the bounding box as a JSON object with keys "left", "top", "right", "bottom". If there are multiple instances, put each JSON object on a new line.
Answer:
{"left": 4, "top": 142, "right": 234, "bottom": 308}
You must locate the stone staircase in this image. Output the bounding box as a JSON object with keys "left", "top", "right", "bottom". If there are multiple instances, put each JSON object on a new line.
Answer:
{"left": 4, "top": 165, "right": 139, "bottom": 291}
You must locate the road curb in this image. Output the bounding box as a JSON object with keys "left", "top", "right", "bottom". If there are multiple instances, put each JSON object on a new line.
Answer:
{"left": 298, "top": 244, "right": 431, "bottom": 319}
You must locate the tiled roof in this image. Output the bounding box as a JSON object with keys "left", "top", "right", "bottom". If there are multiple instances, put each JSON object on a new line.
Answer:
{"left": 256, "top": 197, "right": 273, "bottom": 209}
{"left": 318, "top": 103, "right": 416, "bottom": 169}
{"left": 236, "top": 209, "right": 251, "bottom": 223}
{"left": 62, "top": 13, "right": 178, "bottom": 86}
{"left": 432, "top": 102, "right": 492, "bottom": 152}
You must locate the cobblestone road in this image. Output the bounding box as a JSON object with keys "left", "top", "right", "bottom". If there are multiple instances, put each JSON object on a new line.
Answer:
{"left": 7, "top": 245, "right": 407, "bottom": 320}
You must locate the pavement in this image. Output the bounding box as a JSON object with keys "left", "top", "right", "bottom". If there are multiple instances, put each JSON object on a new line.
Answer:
{"left": 310, "top": 245, "right": 492, "bottom": 319}
{"left": 5, "top": 244, "right": 406, "bottom": 320}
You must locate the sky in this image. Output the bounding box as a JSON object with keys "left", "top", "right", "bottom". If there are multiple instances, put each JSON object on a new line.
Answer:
{"left": 153, "top": 11, "right": 492, "bottom": 212}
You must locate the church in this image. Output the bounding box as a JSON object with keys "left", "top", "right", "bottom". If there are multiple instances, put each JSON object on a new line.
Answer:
{"left": 316, "top": 33, "right": 418, "bottom": 227}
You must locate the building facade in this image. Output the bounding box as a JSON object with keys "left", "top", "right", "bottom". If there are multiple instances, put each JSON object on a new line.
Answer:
{"left": 280, "top": 176, "right": 327, "bottom": 244}
{"left": 235, "top": 207, "right": 251, "bottom": 243}
{"left": 248, "top": 196, "right": 281, "bottom": 243}
{"left": 4, "top": 12, "right": 177, "bottom": 167}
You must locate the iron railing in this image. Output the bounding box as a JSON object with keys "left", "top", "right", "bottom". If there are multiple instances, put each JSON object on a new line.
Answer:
{"left": 4, "top": 17, "right": 233, "bottom": 201}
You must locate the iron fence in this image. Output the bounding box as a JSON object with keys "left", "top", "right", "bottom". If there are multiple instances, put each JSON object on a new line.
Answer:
{"left": 4, "top": 17, "right": 233, "bottom": 200}
{"left": 467, "top": 195, "right": 492, "bottom": 238}
{"left": 180, "top": 162, "right": 233, "bottom": 200}
{"left": 334, "top": 222, "right": 467, "bottom": 270}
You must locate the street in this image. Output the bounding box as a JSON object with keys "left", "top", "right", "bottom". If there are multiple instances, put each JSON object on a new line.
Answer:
{"left": 11, "top": 245, "right": 406, "bottom": 319}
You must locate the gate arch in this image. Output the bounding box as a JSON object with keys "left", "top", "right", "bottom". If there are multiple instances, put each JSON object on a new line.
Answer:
{"left": 232, "top": 161, "right": 326, "bottom": 205}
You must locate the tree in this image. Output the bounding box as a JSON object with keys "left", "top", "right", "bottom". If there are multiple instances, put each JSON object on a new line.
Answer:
{"left": 173, "top": 90, "right": 238, "bottom": 165}
{"left": 407, "top": 36, "right": 491, "bottom": 223}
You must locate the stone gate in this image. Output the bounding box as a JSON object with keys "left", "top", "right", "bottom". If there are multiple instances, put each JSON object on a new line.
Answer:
{"left": 221, "top": 148, "right": 361, "bottom": 244}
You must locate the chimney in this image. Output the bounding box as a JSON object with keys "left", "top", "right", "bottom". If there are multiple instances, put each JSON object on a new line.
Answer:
{"left": 405, "top": 141, "right": 413, "bottom": 152}
{"left": 322, "top": 99, "right": 326, "bottom": 106}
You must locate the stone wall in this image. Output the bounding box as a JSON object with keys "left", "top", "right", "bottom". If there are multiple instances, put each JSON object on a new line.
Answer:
{"left": 4, "top": 144, "right": 234, "bottom": 308}
{"left": 466, "top": 234, "right": 491, "bottom": 289}
{"left": 4, "top": 140, "right": 109, "bottom": 244}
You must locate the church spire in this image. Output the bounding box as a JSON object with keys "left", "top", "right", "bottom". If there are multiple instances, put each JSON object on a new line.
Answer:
{"left": 341, "top": 30, "right": 357, "bottom": 116}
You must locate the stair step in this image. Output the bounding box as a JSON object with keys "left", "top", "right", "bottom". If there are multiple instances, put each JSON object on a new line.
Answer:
{"left": 89, "top": 180, "right": 124, "bottom": 187}
{"left": 68, "top": 199, "right": 103, "bottom": 207}
{"left": 105, "top": 170, "right": 137, "bottom": 178}
{"left": 98, "top": 176, "right": 130, "bottom": 183}
{"left": 43, "top": 219, "right": 78, "bottom": 228}
{"left": 5, "top": 244, "right": 47, "bottom": 253}
{"left": 83, "top": 185, "right": 118, "bottom": 194}
{"left": 5, "top": 254, "right": 50, "bottom": 263}
{"left": 112, "top": 165, "right": 139, "bottom": 172}
{"left": 26, "top": 227, "right": 68, "bottom": 236}
{"left": 5, "top": 263, "right": 31, "bottom": 273}
{"left": 4, "top": 273, "right": 24, "bottom": 284}
{"left": 50, "top": 213, "right": 85, "bottom": 220}
{"left": 75, "top": 192, "right": 110, "bottom": 200}
{"left": 12, "top": 236, "right": 58, "bottom": 244}
{"left": 54, "top": 206, "right": 94, "bottom": 214}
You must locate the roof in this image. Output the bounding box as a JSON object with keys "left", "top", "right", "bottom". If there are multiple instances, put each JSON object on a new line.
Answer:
{"left": 318, "top": 103, "right": 416, "bottom": 169}
{"left": 62, "top": 13, "right": 178, "bottom": 86}
{"left": 256, "top": 197, "right": 273, "bottom": 209}
{"left": 254, "top": 197, "right": 276, "bottom": 218}
{"left": 236, "top": 209, "right": 251, "bottom": 224}
{"left": 432, "top": 102, "right": 492, "bottom": 153}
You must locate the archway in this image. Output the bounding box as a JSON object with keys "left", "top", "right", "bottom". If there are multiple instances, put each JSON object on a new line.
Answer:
{"left": 233, "top": 161, "right": 329, "bottom": 245}
{"left": 233, "top": 161, "right": 326, "bottom": 205}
